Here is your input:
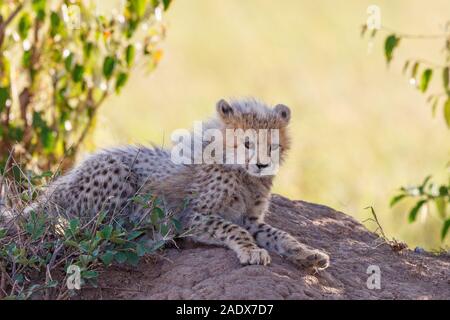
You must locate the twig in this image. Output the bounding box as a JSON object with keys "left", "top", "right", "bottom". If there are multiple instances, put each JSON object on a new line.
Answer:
{"left": 0, "top": 263, "right": 8, "bottom": 298}
{"left": 0, "top": 3, "right": 24, "bottom": 47}
{"left": 83, "top": 285, "right": 145, "bottom": 293}
{"left": 48, "top": 241, "right": 65, "bottom": 270}
{"left": 44, "top": 238, "right": 64, "bottom": 300}
{"left": 364, "top": 206, "right": 387, "bottom": 239}
{"left": 3, "top": 3, "right": 24, "bottom": 27}
{"left": 380, "top": 25, "right": 449, "bottom": 39}
{"left": 408, "top": 58, "right": 449, "bottom": 69}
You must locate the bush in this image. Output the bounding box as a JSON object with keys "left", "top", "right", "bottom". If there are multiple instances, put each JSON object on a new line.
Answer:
{"left": 0, "top": 0, "right": 171, "bottom": 172}
{"left": 0, "top": 165, "right": 185, "bottom": 299}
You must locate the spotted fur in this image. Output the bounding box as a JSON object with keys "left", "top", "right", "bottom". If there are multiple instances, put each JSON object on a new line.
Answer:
{"left": 28, "top": 98, "right": 330, "bottom": 270}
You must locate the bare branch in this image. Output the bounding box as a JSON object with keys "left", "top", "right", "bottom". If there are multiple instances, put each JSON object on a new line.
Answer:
{"left": 3, "top": 3, "right": 24, "bottom": 27}
{"left": 0, "top": 3, "right": 24, "bottom": 48}
{"left": 380, "top": 25, "right": 449, "bottom": 39}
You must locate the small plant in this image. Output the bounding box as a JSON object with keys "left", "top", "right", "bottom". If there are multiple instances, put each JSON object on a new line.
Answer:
{"left": 361, "top": 20, "right": 450, "bottom": 245}
{"left": 364, "top": 206, "right": 408, "bottom": 253}
{"left": 390, "top": 175, "right": 450, "bottom": 242}
{"left": 0, "top": 163, "right": 185, "bottom": 300}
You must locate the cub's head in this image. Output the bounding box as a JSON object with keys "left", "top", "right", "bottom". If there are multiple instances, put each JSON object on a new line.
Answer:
{"left": 214, "top": 98, "right": 291, "bottom": 177}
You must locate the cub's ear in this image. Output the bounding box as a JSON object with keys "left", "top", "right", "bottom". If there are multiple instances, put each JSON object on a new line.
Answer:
{"left": 274, "top": 104, "right": 291, "bottom": 124}
{"left": 216, "top": 99, "right": 234, "bottom": 119}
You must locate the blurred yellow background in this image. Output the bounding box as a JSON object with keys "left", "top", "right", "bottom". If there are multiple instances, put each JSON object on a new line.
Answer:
{"left": 92, "top": 0, "right": 450, "bottom": 249}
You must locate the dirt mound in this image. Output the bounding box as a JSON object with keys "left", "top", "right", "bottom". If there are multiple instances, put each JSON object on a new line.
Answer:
{"left": 78, "top": 195, "right": 450, "bottom": 300}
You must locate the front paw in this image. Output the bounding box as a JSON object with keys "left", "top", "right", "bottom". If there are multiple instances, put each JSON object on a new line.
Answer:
{"left": 237, "top": 247, "right": 271, "bottom": 266}
{"left": 289, "top": 249, "right": 330, "bottom": 270}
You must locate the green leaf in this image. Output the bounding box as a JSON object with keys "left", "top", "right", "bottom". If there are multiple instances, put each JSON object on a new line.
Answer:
{"left": 435, "top": 197, "right": 446, "bottom": 219}
{"left": 95, "top": 211, "right": 107, "bottom": 225}
{"left": 50, "top": 11, "right": 60, "bottom": 28}
{"left": 0, "top": 87, "right": 9, "bottom": 113}
{"left": 411, "top": 62, "right": 419, "bottom": 78}
{"left": 40, "top": 128, "right": 57, "bottom": 153}
{"left": 83, "top": 42, "right": 94, "bottom": 59}
{"left": 26, "top": 214, "right": 46, "bottom": 240}
{"left": 171, "top": 218, "right": 182, "bottom": 232}
{"left": 384, "top": 34, "right": 400, "bottom": 64}
{"left": 431, "top": 96, "right": 439, "bottom": 117}
{"left": 390, "top": 194, "right": 406, "bottom": 207}
{"left": 64, "top": 52, "right": 73, "bottom": 71}
{"left": 148, "top": 240, "right": 165, "bottom": 252}
{"left": 441, "top": 219, "right": 450, "bottom": 241}
{"left": 14, "top": 273, "right": 24, "bottom": 283}
{"left": 72, "top": 64, "right": 84, "bottom": 83}
{"left": 69, "top": 218, "right": 80, "bottom": 236}
{"left": 114, "top": 252, "right": 127, "bottom": 264}
{"left": 115, "top": 72, "right": 128, "bottom": 93}
{"left": 125, "top": 45, "right": 135, "bottom": 67}
{"left": 32, "top": 111, "right": 45, "bottom": 129}
{"left": 155, "top": 207, "right": 165, "bottom": 219}
{"left": 444, "top": 98, "right": 450, "bottom": 128}
{"left": 101, "top": 251, "right": 115, "bottom": 266}
{"left": 160, "top": 224, "right": 169, "bottom": 237}
{"left": 419, "top": 69, "right": 432, "bottom": 93}
{"left": 127, "top": 230, "right": 144, "bottom": 241}
{"left": 130, "top": 0, "right": 147, "bottom": 18}
{"left": 110, "top": 236, "right": 126, "bottom": 245}
{"left": 79, "top": 241, "right": 92, "bottom": 254}
{"left": 150, "top": 209, "right": 159, "bottom": 226}
{"left": 103, "top": 56, "right": 116, "bottom": 79}
{"left": 64, "top": 240, "right": 78, "bottom": 248}
{"left": 100, "top": 225, "right": 113, "bottom": 240}
{"left": 402, "top": 60, "right": 410, "bottom": 75}
{"left": 22, "top": 50, "right": 32, "bottom": 67}
{"left": 32, "top": 0, "right": 46, "bottom": 21}
{"left": 81, "top": 270, "right": 98, "bottom": 279}
{"left": 126, "top": 19, "right": 139, "bottom": 38}
{"left": 151, "top": 207, "right": 165, "bottom": 225}
{"left": 50, "top": 11, "right": 61, "bottom": 36}
{"left": 443, "top": 67, "right": 449, "bottom": 89}
{"left": 408, "top": 199, "right": 427, "bottom": 223}
{"left": 18, "top": 13, "right": 32, "bottom": 39}
{"left": 125, "top": 251, "right": 139, "bottom": 266}
{"left": 136, "top": 244, "right": 146, "bottom": 257}
{"left": 40, "top": 171, "right": 53, "bottom": 178}
{"left": 162, "top": 0, "right": 172, "bottom": 10}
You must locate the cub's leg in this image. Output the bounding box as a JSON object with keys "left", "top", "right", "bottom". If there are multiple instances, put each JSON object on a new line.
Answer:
{"left": 244, "top": 218, "right": 329, "bottom": 270}
{"left": 189, "top": 213, "right": 271, "bottom": 265}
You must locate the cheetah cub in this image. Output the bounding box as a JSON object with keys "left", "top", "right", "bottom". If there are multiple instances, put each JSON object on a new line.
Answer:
{"left": 27, "top": 98, "right": 330, "bottom": 270}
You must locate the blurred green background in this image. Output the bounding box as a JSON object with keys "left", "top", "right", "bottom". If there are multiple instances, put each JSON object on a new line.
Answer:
{"left": 92, "top": 0, "right": 450, "bottom": 249}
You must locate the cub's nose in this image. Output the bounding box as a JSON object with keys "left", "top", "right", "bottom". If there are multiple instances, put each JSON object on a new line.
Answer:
{"left": 256, "top": 163, "right": 269, "bottom": 169}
